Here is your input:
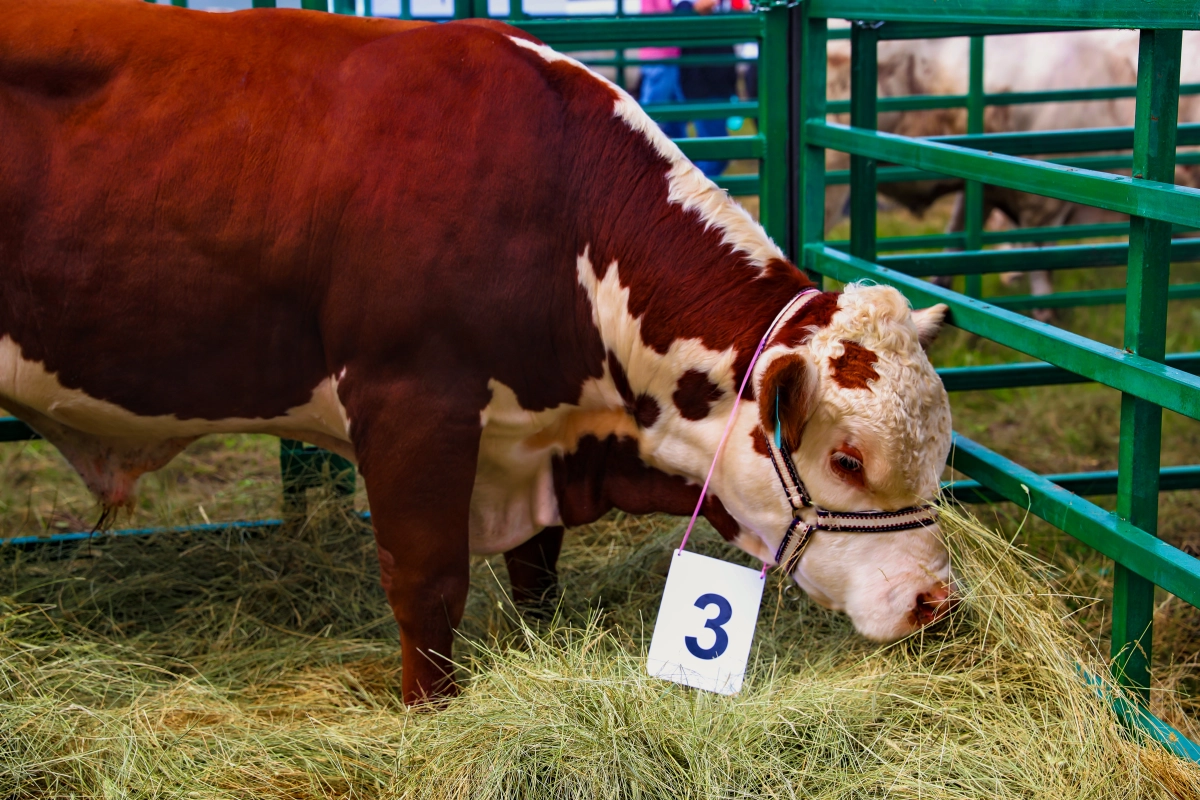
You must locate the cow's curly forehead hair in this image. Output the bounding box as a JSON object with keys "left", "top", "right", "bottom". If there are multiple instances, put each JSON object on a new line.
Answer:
{"left": 806, "top": 284, "right": 951, "bottom": 492}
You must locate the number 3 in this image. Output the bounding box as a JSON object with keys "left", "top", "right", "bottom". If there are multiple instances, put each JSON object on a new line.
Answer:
{"left": 685, "top": 593, "right": 732, "bottom": 660}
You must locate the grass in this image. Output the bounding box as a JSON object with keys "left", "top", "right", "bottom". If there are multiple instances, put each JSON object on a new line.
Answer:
{"left": 3, "top": 198, "right": 1200, "bottom": 795}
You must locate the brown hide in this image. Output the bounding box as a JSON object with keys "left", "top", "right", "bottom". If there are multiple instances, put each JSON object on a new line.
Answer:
{"left": 553, "top": 435, "right": 740, "bottom": 541}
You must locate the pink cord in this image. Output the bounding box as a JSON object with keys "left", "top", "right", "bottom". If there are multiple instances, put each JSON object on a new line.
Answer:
{"left": 676, "top": 289, "right": 816, "bottom": 558}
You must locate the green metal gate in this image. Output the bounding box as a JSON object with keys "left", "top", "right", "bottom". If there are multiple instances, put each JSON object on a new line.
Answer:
{"left": 798, "top": 0, "right": 1200, "bottom": 761}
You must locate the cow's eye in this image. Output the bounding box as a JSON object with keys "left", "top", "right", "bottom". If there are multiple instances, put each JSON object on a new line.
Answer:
{"left": 830, "top": 447, "right": 865, "bottom": 484}
{"left": 834, "top": 452, "right": 862, "bottom": 472}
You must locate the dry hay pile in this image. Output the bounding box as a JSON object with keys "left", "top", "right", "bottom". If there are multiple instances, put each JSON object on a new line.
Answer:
{"left": 1, "top": 502, "right": 1199, "bottom": 799}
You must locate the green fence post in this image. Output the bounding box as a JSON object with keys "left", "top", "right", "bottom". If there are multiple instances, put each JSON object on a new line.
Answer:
{"left": 848, "top": 21, "right": 878, "bottom": 263}
{"left": 963, "top": 35, "right": 984, "bottom": 298}
{"left": 301, "top": 0, "right": 328, "bottom": 11}
{"left": 611, "top": 0, "right": 626, "bottom": 90}
{"left": 759, "top": 7, "right": 790, "bottom": 249}
{"left": 333, "top": 0, "right": 355, "bottom": 13}
{"left": 280, "top": 439, "right": 357, "bottom": 523}
{"left": 1112, "top": 27, "right": 1182, "bottom": 705}
{"left": 400, "top": 0, "right": 411, "bottom": 19}
{"left": 252, "top": 0, "right": 278, "bottom": 8}
{"left": 797, "top": 6, "right": 827, "bottom": 285}
{"left": 783, "top": 2, "right": 803, "bottom": 262}
{"left": 453, "top": 0, "right": 472, "bottom": 19}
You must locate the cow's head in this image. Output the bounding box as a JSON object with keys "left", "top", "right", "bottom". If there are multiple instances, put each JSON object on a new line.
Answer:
{"left": 714, "top": 284, "right": 953, "bottom": 642}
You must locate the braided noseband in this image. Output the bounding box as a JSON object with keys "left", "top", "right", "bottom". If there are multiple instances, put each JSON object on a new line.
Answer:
{"left": 763, "top": 300, "right": 939, "bottom": 574}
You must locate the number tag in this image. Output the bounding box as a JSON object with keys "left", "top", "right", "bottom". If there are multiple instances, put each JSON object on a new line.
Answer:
{"left": 646, "top": 549, "right": 765, "bottom": 695}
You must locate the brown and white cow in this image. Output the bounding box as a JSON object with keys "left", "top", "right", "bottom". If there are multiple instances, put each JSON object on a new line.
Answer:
{"left": 1, "top": 0, "right": 953, "bottom": 703}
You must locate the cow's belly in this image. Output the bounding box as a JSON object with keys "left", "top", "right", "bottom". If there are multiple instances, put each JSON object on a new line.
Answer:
{"left": 469, "top": 438, "right": 561, "bottom": 555}
{"left": 0, "top": 334, "right": 354, "bottom": 504}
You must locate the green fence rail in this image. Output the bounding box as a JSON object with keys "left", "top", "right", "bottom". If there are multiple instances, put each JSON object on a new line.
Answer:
{"left": 799, "top": 0, "right": 1200, "bottom": 761}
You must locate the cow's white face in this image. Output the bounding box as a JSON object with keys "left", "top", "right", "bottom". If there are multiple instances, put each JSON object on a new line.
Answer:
{"left": 713, "top": 284, "right": 954, "bottom": 642}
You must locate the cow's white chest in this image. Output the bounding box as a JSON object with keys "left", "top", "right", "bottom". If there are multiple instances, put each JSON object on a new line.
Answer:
{"left": 470, "top": 377, "right": 637, "bottom": 555}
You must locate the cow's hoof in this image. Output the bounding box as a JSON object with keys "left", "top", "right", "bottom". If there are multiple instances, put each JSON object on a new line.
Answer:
{"left": 404, "top": 680, "right": 460, "bottom": 710}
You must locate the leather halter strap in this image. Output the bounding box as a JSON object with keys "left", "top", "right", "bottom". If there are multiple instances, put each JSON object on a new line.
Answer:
{"left": 671, "top": 284, "right": 938, "bottom": 575}
{"left": 765, "top": 360, "right": 939, "bottom": 574}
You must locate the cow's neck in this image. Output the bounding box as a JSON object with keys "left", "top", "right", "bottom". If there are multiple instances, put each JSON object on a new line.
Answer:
{"left": 559, "top": 79, "right": 815, "bottom": 483}
{"left": 573, "top": 189, "right": 811, "bottom": 489}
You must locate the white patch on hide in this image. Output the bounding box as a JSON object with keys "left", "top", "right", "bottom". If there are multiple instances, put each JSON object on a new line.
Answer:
{"left": 0, "top": 334, "right": 356, "bottom": 493}
{"left": 506, "top": 35, "right": 784, "bottom": 271}
{"left": 803, "top": 284, "right": 952, "bottom": 498}
{"left": 572, "top": 250, "right": 814, "bottom": 555}
{"left": 792, "top": 525, "right": 952, "bottom": 642}
{"left": 470, "top": 248, "right": 772, "bottom": 557}
{"left": 472, "top": 376, "right": 633, "bottom": 555}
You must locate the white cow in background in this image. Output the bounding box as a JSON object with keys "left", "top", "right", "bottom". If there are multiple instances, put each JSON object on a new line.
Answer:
{"left": 824, "top": 30, "right": 1200, "bottom": 318}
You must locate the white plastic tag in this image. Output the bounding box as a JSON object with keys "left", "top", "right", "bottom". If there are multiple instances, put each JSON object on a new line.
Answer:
{"left": 647, "top": 549, "right": 765, "bottom": 695}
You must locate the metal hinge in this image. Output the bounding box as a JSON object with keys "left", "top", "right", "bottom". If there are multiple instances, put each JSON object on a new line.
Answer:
{"left": 751, "top": 0, "right": 803, "bottom": 10}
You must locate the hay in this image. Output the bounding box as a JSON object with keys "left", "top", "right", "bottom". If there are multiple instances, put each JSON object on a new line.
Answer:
{"left": 1, "top": 501, "right": 1198, "bottom": 799}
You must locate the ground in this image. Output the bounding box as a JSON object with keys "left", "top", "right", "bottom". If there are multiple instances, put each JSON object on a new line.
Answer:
{"left": 3, "top": 197, "right": 1200, "bottom": 797}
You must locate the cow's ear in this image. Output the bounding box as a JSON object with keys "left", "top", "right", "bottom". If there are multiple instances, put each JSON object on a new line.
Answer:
{"left": 758, "top": 354, "right": 816, "bottom": 451}
{"left": 912, "top": 304, "right": 948, "bottom": 350}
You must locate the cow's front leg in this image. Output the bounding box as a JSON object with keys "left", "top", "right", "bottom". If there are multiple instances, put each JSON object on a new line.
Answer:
{"left": 348, "top": 384, "right": 484, "bottom": 706}
{"left": 504, "top": 525, "right": 564, "bottom": 618}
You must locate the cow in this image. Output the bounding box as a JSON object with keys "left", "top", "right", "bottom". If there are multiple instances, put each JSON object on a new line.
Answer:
{"left": 824, "top": 30, "right": 1193, "bottom": 316}
{"left": 824, "top": 30, "right": 1151, "bottom": 226}
{"left": 1, "top": 0, "right": 954, "bottom": 704}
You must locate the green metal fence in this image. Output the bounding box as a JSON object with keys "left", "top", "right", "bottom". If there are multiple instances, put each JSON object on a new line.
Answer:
{"left": 798, "top": 0, "right": 1200, "bottom": 762}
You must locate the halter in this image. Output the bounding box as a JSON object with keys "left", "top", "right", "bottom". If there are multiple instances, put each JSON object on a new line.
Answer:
{"left": 765, "top": 415, "right": 940, "bottom": 574}
{"left": 675, "top": 288, "right": 939, "bottom": 576}
{"left": 758, "top": 298, "right": 939, "bottom": 575}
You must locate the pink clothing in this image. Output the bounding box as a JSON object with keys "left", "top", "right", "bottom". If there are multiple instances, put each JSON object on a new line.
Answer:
{"left": 639, "top": 0, "right": 680, "bottom": 60}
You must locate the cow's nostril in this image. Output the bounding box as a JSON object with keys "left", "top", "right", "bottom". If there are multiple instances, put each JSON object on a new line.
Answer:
{"left": 913, "top": 586, "right": 956, "bottom": 626}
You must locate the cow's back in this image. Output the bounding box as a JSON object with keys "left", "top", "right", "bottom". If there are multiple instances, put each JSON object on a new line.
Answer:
{"left": 0, "top": 0, "right": 576, "bottom": 422}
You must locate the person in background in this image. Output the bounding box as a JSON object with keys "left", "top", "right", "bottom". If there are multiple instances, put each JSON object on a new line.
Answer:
{"left": 638, "top": 0, "right": 744, "bottom": 178}
{"left": 675, "top": 0, "right": 738, "bottom": 177}
{"left": 637, "top": 0, "right": 687, "bottom": 141}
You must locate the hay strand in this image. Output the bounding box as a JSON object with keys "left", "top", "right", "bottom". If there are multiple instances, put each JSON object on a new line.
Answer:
{"left": 2, "top": 500, "right": 1198, "bottom": 798}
